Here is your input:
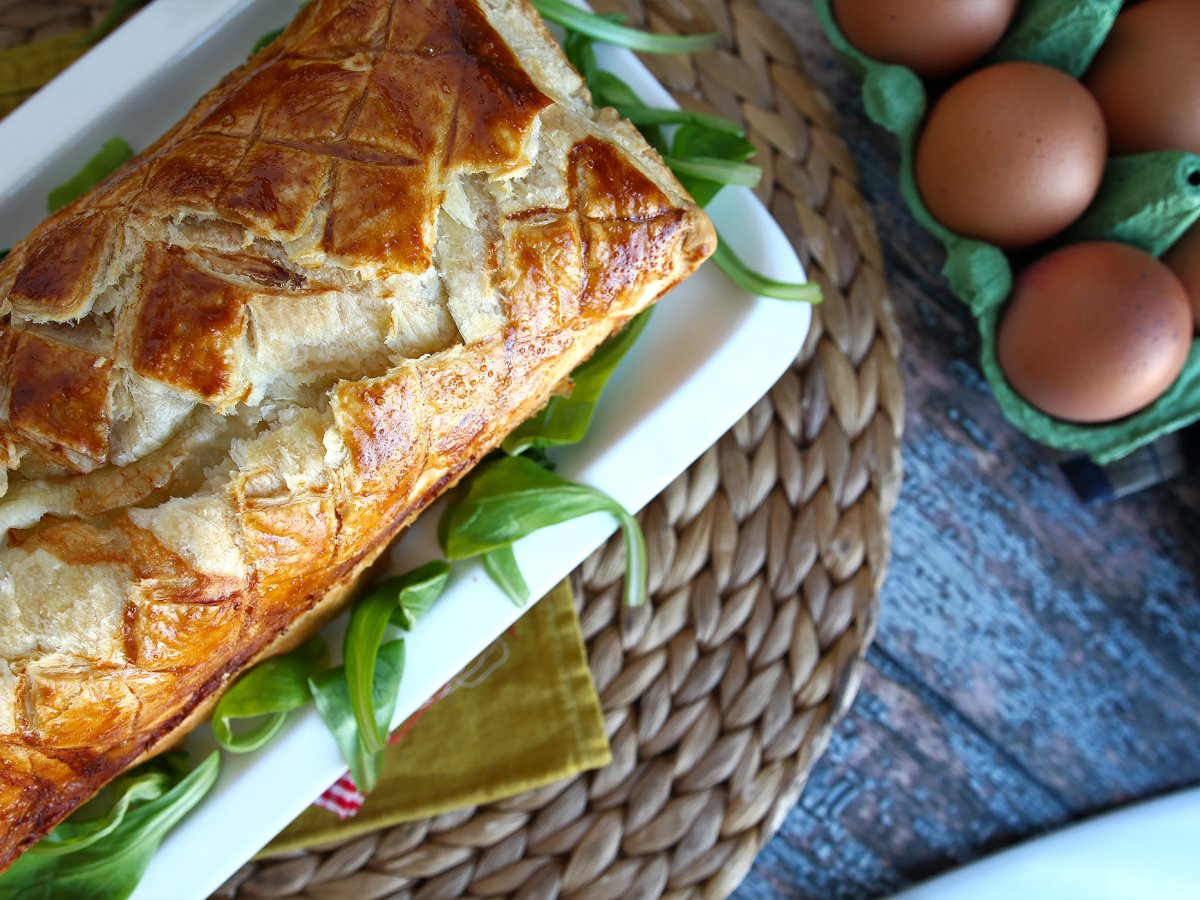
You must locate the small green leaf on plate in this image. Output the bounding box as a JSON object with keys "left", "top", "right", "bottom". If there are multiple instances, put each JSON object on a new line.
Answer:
{"left": 563, "top": 13, "right": 625, "bottom": 83}
{"left": 663, "top": 155, "right": 762, "bottom": 188}
{"left": 47, "top": 137, "right": 134, "bottom": 213}
{"left": 440, "top": 455, "right": 647, "bottom": 607}
{"left": 533, "top": 0, "right": 717, "bottom": 54}
{"left": 616, "top": 105, "right": 744, "bottom": 136}
{"left": 251, "top": 27, "right": 285, "bottom": 55}
{"left": 344, "top": 561, "right": 450, "bottom": 753}
{"left": 711, "top": 234, "right": 823, "bottom": 303}
{"left": 587, "top": 71, "right": 667, "bottom": 152}
{"left": 26, "top": 770, "right": 171, "bottom": 858}
{"left": 0, "top": 751, "right": 220, "bottom": 900}
{"left": 668, "top": 122, "right": 759, "bottom": 206}
{"left": 310, "top": 641, "right": 406, "bottom": 794}
{"left": 588, "top": 69, "right": 644, "bottom": 107}
{"left": 503, "top": 309, "right": 652, "bottom": 456}
{"left": 388, "top": 561, "right": 453, "bottom": 632}
{"left": 482, "top": 545, "right": 531, "bottom": 606}
{"left": 672, "top": 122, "right": 757, "bottom": 162}
{"left": 212, "top": 637, "right": 326, "bottom": 753}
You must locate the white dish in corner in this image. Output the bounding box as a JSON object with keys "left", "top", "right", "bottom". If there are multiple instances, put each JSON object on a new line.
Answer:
{"left": 0, "top": 2, "right": 812, "bottom": 897}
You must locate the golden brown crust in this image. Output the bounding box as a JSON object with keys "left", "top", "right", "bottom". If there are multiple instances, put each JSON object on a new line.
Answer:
{"left": 0, "top": 0, "right": 714, "bottom": 870}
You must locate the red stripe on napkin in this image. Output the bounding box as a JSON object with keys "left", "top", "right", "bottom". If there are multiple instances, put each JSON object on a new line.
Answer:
{"left": 314, "top": 684, "right": 448, "bottom": 819}
{"left": 314, "top": 775, "right": 366, "bottom": 819}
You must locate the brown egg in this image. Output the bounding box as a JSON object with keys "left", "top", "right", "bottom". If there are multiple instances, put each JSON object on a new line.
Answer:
{"left": 915, "top": 62, "right": 1107, "bottom": 249}
{"left": 1085, "top": 0, "right": 1200, "bottom": 155}
{"left": 832, "top": 0, "right": 1018, "bottom": 80}
{"left": 1163, "top": 222, "right": 1200, "bottom": 328}
{"left": 998, "top": 242, "right": 1193, "bottom": 423}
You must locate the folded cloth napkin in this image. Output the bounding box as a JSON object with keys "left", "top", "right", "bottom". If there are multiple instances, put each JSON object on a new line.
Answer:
{"left": 0, "top": 31, "right": 89, "bottom": 118}
{"left": 261, "top": 580, "right": 611, "bottom": 855}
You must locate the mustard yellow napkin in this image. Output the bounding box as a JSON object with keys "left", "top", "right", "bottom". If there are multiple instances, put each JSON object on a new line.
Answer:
{"left": 263, "top": 581, "right": 610, "bottom": 854}
{"left": 0, "top": 32, "right": 89, "bottom": 118}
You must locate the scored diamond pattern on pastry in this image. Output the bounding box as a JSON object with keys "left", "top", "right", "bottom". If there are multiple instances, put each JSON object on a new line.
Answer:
{"left": 0, "top": 0, "right": 715, "bottom": 868}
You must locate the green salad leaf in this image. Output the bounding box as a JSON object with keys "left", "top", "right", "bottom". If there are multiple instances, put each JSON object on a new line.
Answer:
{"left": 711, "top": 234, "right": 823, "bottom": 303}
{"left": 440, "top": 455, "right": 647, "bottom": 607}
{"left": 562, "top": 26, "right": 743, "bottom": 159}
{"left": 305, "top": 561, "right": 449, "bottom": 789}
{"left": 503, "top": 309, "right": 652, "bottom": 455}
{"left": 563, "top": 18, "right": 611, "bottom": 83}
{"left": 3, "top": 134, "right": 136, "bottom": 266}
{"left": 615, "top": 105, "right": 744, "bottom": 135}
{"left": 47, "top": 137, "right": 134, "bottom": 213}
{"left": 251, "top": 27, "right": 285, "bottom": 55}
{"left": 532, "top": 0, "right": 717, "bottom": 54}
{"left": 673, "top": 121, "right": 758, "bottom": 163}
{"left": 310, "top": 641, "right": 406, "bottom": 794}
{"left": 0, "top": 752, "right": 220, "bottom": 900}
{"left": 663, "top": 154, "right": 762, "bottom": 188}
{"left": 555, "top": 20, "right": 820, "bottom": 304}
{"left": 588, "top": 69, "right": 641, "bottom": 106}
{"left": 26, "top": 769, "right": 173, "bottom": 858}
{"left": 588, "top": 71, "right": 667, "bottom": 152}
{"left": 669, "top": 122, "right": 758, "bottom": 206}
{"left": 343, "top": 562, "right": 451, "bottom": 753}
{"left": 212, "top": 637, "right": 327, "bottom": 753}
{"left": 482, "top": 544, "right": 531, "bottom": 606}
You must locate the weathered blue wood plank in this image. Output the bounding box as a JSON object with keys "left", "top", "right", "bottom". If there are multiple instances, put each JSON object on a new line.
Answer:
{"left": 883, "top": 427, "right": 1200, "bottom": 808}
{"left": 739, "top": 663, "right": 1070, "bottom": 898}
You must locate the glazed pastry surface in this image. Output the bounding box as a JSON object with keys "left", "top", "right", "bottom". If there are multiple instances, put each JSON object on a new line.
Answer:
{"left": 0, "top": 0, "right": 714, "bottom": 868}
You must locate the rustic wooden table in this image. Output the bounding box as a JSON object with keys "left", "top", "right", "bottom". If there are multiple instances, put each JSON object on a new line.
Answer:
{"left": 734, "top": 3, "right": 1200, "bottom": 898}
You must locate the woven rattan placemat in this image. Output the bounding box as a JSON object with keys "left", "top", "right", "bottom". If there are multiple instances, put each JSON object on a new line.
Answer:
{"left": 0, "top": 0, "right": 904, "bottom": 895}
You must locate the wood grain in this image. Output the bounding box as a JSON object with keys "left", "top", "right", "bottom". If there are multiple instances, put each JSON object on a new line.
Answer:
{"left": 736, "top": 3, "right": 1200, "bottom": 897}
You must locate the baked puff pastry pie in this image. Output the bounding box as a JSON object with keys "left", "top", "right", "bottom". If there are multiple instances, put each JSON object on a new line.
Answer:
{"left": 0, "top": 0, "right": 714, "bottom": 868}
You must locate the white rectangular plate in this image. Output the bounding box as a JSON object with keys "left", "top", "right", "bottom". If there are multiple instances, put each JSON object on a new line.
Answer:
{"left": 891, "top": 787, "right": 1200, "bottom": 900}
{"left": 0, "top": 2, "right": 812, "bottom": 897}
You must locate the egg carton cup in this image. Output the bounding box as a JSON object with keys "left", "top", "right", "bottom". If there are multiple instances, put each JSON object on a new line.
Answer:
{"left": 814, "top": 0, "right": 1200, "bottom": 464}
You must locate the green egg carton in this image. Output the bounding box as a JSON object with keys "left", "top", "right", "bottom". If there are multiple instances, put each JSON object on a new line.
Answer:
{"left": 813, "top": 0, "right": 1200, "bottom": 464}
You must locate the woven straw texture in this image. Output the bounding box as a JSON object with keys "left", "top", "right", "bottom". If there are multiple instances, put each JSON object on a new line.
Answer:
{"left": 1, "top": 0, "right": 905, "bottom": 896}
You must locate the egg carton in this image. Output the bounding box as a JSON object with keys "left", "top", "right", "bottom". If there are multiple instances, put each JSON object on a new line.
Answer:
{"left": 814, "top": 0, "right": 1200, "bottom": 464}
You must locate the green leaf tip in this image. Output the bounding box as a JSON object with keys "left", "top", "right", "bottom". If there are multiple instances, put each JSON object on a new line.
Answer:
{"left": 440, "top": 455, "right": 647, "bottom": 608}
{"left": 532, "top": 0, "right": 717, "bottom": 54}
{"left": 344, "top": 561, "right": 451, "bottom": 754}
{"left": 712, "top": 235, "right": 822, "bottom": 303}
{"left": 503, "top": 309, "right": 652, "bottom": 456}
{"left": 0, "top": 752, "right": 219, "bottom": 900}
{"left": 47, "top": 137, "right": 134, "bottom": 213}
{"left": 212, "top": 637, "right": 326, "bottom": 753}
